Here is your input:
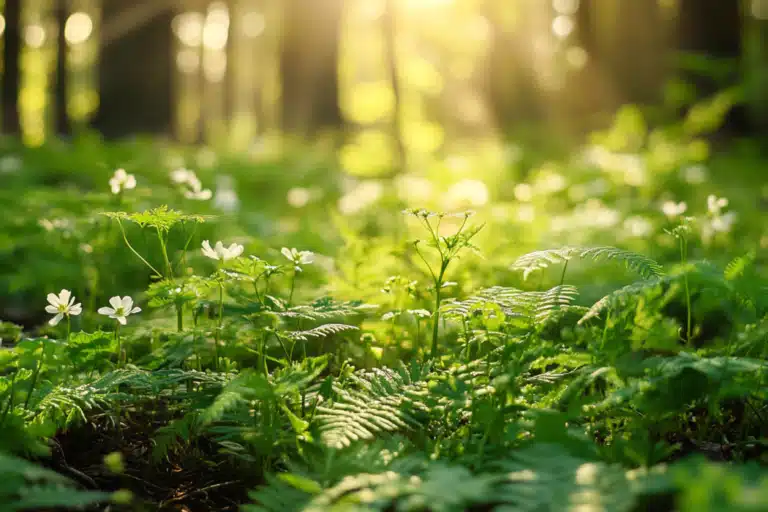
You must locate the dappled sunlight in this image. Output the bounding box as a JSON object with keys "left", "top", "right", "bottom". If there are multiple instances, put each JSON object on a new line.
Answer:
{"left": 1, "top": 2, "right": 768, "bottom": 509}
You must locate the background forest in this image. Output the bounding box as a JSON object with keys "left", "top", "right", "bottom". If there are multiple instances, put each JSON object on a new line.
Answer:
{"left": 1, "top": 1, "right": 768, "bottom": 511}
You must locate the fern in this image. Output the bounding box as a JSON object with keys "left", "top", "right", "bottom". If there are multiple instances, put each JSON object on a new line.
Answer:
{"left": 287, "top": 324, "right": 359, "bottom": 342}
{"left": 512, "top": 246, "right": 664, "bottom": 280}
{"left": 0, "top": 451, "right": 111, "bottom": 511}
{"left": 278, "top": 298, "right": 378, "bottom": 322}
{"left": 494, "top": 443, "right": 651, "bottom": 512}
{"left": 578, "top": 278, "right": 667, "bottom": 325}
{"left": 441, "top": 285, "right": 578, "bottom": 327}
{"left": 313, "top": 367, "right": 433, "bottom": 448}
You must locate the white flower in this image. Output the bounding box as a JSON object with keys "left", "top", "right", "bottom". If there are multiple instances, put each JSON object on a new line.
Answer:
{"left": 170, "top": 167, "right": 194, "bottom": 184}
{"left": 711, "top": 211, "right": 737, "bottom": 233}
{"left": 201, "top": 240, "right": 244, "bottom": 261}
{"left": 662, "top": 200, "right": 687, "bottom": 218}
{"left": 109, "top": 168, "right": 136, "bottom": 195}
{"left": 45, "top": 289, "right": 82, "bottom": 326}
{"left": 183, "top": 176, "right": 213, "bottom": 200}
{"left": 172, "top": 168, "right": 213, "bottom": 200}
{"left": 707, "top": 194, "right": 728, "bottom": 216}
{"left": 98, "top": 296, "right": 141, "bottom": 325}
{"left": 281, "top": 247, "right": 314, "bottom": 266}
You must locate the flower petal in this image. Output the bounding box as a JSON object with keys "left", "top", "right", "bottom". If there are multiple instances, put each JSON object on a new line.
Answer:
{"left": 109, "top": 296, "right": 123, "bottom": 310}
{"left": 117, "top": 316, "right": 128, "bottom": 325}
{"left": 45, "top": 305, "right": 59, "bottom": 314}
{"left": 59, "top": 289, "right": 71, "bottom": 304}
{"left": 69, "top": 303, "right": 82, "bottom": 315}
{"left": 281, "top": 247, "right": 293, "bottom": 260}
{"left": 125, "top": 175, "right": 136, "bottom": 189}
{"left": 98, "top": 307, "right": 115, "bottom": 316}
{"left": 121, "top": 296, "right": 134, "bottom": 311}
{"left": 47, "top": 293, "right": 60, "bottom": 307}
{"left": 49, "top": 313, "right": 63, "bottom": 326}
{"left": 130, "top": 306, "right": 142, "bottom": 314}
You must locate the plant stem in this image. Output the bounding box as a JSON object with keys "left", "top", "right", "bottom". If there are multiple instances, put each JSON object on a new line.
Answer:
{"left": 115, "top": 323, "right": 122, "bottom": 368}
{"left": 66, "top": 314, "right": 71, "bottom": 341}
{"left": 214, "top": 283, "right": 224, "bottom": 370}
{"left": 429, "top": 262, "right": 448, "bottom": 360}
{"left": 116, "top": 219, "right": 162, "bottom": 278}
{"left": 176, "top": 302, "right": 183, "bottom": 332}
{"left": 559, "top": 259, "right": 569, "bottom": 287}
{"left": 680, "top": 237, "right": 692, "bottom": 344}
{"left": 288, "top": 269, "right": 297, "bottom": 306}
{"left": 156, "top": 228, "right": 173, "bottom": 278}
{"left": 24, "top": 341, "right": 48, "bottom": 409}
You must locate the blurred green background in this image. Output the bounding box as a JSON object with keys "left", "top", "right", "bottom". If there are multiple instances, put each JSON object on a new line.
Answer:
{"left": 1, "top": 0, "right": 768, "bottom": 330}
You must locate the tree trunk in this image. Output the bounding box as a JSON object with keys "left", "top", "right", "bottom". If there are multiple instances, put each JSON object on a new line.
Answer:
{"left": 2, "top": 0, "right": 22, "bottom": 135}
{"left": 92, "top": 0, "right": 175, "bottom": 138}
{"left": 55, "top": 0, "right": 71, "bottom": 137}
{"left": 677, "top": 0, "right": 746, "bottom": 134}
{"left": 279, "top": 0, "right": 343, "bottom": 137}
{"left": 611, "top": 0, "right": 665, "bottom": 105}
{"left": 484, "top": 0, "right": 543, "bottom": 135}
{"left": 382, "top": 0, "right": 405, "bottom": 174}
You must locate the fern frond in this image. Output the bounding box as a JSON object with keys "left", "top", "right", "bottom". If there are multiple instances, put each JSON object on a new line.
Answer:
{"left": 313, "top": 367, "right": 433, "bottom": 449}
{"left": 494, "top": 443, "right": 645, "bottom": 512}
{"left": 512, "top": 246, "right": 664, "bottom": 280}
{"left": 442, "top": 285, "right": 578, "bottom": 327}
{"left": 287, "top": 324, "right": 359, "bottom": 342}
{"left": 0, "top": 452, "right": 111, "bottom": 510}
{"left": 279, "top": 298, "right": 378, "bottom": 322}
{"left": 724, "top": 251, "right": 755, "bottom": 281}
{"left": 578, "top": 278, "right": 666, "bottom": 325}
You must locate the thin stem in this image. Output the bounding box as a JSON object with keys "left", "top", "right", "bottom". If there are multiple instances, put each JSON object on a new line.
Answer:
{"left": 24, "top": 341, "right": 47, "bottom": 409}
{"left": 178, "top": 222, "right": 198, "bottom": 273}
{"left": 66, "top": 314, "right": 71, "bottom": 341}
{"left": 214, "top": 283, "right": 224, "bottom": 370}
{"left": 116, "top": 219, "right": 162, "bottom": 278}
{"left": 429, "top": 261, "right": 448, "bottom": 359}
{"left": 176, "top": 302, "right": 183, "bottom": 332}
{"left": 680, "top": 237, "right": 692, "bottom": 344}
{"left": 414, "top": 243, "right": 438, "bottom": 283}
{"left": 288, "top": 269, "right": 297, "bottom": 306}
{"left": 559, "top": 259, "right": 569, "bottom": 288}
{"left": 115, "top": 323, "right": 122, "bottom": 368}
{"left": 156, "top": 227, "right": 172, "bottom": 279}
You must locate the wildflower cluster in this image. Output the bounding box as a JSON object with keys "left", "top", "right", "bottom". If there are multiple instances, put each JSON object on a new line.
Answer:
{"left": 171, "top": 168, "right": 213, "bottom": 200}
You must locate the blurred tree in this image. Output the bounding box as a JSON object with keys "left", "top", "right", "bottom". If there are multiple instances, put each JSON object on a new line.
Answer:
{"left": 578, "top": 0, "right": 664, "bottom": 106}
{"left": 678, "top": 0, "right": 742, "bottom": 60}
{"left": 2, "top": 0, "right": 22, "bottom": 135}
{"left": 92, "top": 0, "right": 175, "bottom": 138}
{"left": 54, "top": 0, "right": 71, "bottom": 136}
{"left": 484, "top": 1, "right": 542, "bottom": 134}
{"left": 676, "top": 0, "right": 747, "bottom": 134}
{"left": 382, "top": 0, "right": 404, "bottom": 173}
{"left": 280, "top": 0, "right": 344, "bottom": 137}
{"left": 612, "top": 0, "right": 665, "bottom": 104}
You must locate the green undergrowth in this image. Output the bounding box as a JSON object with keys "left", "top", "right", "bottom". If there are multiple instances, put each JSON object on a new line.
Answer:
{"left": 1, "top": 98, "right": 768, "bottom": 511}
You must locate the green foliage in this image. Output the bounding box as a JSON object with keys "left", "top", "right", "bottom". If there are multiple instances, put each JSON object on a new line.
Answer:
{"left": 0, "top": 452, "right": 112, "bottom": 511}
{"left": 1, "top": 97, "right": 767, "bottom": 511}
